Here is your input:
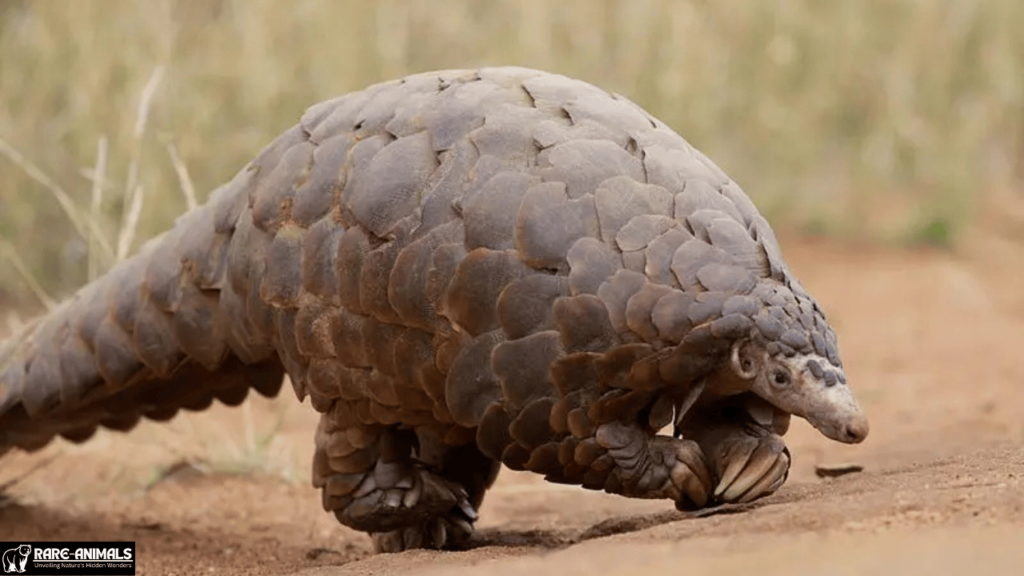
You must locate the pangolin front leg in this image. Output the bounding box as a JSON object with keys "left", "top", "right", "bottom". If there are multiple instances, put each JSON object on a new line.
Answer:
{"left": 590, "top": 420, "right": 714, "bottom": 510}
{"left": 312, "top": 411, "right": 499, "bottom": 552}
{"left": 680, "top": 395, "right": 792, "bottom": 504}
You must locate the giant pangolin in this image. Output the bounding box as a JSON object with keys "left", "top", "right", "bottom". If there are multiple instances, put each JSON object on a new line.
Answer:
{"left": 0, "top": 67, "right": 868, "bottom": 552}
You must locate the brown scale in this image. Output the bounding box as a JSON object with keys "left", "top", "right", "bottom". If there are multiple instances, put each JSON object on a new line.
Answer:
{"left": 515, "top": 182, "right": 600, "bottom": 269}
{"left": 462, "top": 172, "right": 537, "bottom": 251}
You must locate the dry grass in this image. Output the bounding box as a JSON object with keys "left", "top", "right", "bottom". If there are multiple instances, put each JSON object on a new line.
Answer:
{"left": 1, "top": 0, "right": 1023, "bottom": 309}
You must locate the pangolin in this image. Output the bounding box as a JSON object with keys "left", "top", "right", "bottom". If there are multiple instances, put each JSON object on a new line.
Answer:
{"left": 0, "top": 67, "right": 868, "bottom": 552}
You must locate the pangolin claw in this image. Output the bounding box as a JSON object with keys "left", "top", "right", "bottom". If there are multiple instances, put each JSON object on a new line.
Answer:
{"left": 712, "top": 432, "right": 790, "bottom": 504}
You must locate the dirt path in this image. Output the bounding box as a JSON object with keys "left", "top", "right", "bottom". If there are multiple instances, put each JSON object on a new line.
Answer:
{"left": 2, "top": 232, "right": 1023, "bottom": 576}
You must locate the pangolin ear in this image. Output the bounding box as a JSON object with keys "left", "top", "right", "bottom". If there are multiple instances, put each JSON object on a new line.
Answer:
{"left": 730, "top": 340, "right": 758, "bottom": 380}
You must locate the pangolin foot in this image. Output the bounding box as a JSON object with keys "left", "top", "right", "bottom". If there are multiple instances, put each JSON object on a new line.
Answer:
{"left": 328, "top": 461, "right": 477, "bottom": 551}
{"left": 704, "top": 423, "right": 791, "bottom": 504}
{"left": 369, "top": 501, "right": 478, "bottom": 553}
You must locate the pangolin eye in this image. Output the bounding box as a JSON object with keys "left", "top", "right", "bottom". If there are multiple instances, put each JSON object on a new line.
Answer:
{"left": 741, "top": 358, "right": 753, "bottom": 371}
{"left": 772, "top": 369, "right": 790, "bottom": 386}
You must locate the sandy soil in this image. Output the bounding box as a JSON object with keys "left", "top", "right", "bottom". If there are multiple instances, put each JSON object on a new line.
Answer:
{"left": 2, "top": 230, "right": 1023, "bottom": 576}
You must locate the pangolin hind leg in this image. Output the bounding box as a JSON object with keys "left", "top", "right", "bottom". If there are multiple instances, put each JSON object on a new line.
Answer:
{"left": 371, "top": 434, "right": 501, "bottom": 553}
{"left": 312, "top": 413, "right": 499, "bottom": 552}
{"left": 679, "top": 395, "right": 792, "bottom": 505}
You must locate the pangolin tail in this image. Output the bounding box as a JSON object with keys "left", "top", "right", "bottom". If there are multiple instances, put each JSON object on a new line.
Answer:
{"left": 0, "top": 160, "right": 290, "bottom": 454}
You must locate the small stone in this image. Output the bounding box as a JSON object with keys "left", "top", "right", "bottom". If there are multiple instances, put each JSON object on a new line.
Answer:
{"left": 815, "top": 463, "right": 864, "bottom": 478}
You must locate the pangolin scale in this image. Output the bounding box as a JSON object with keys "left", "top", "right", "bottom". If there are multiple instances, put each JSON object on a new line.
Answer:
{"left": 0, "top": 67, "right": 868, "bottom": 552}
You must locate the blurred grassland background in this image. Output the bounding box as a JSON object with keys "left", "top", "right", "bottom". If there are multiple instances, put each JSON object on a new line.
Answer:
{"left": 1, "top": 0, "right": 1023, "bottom": 312}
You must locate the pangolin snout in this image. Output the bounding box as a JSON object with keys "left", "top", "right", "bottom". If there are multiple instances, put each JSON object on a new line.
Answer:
{"left": 811, "top": 406, "right": 869, "bottom": 444}
{"left": 840, "top": 413, "right": 869, "bottom": 444}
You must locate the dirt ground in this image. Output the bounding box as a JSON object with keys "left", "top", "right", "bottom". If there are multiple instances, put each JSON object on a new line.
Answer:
{"left": 2, "top": 230, "right": 1023, "bottom": 576}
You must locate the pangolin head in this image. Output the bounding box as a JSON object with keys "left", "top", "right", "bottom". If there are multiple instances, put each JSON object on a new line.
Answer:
{"left": 723, "top": 283, "right": 869, "bottom": 444}
{"left": 728, "top": 340, "right": 868, "bottom": 443}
